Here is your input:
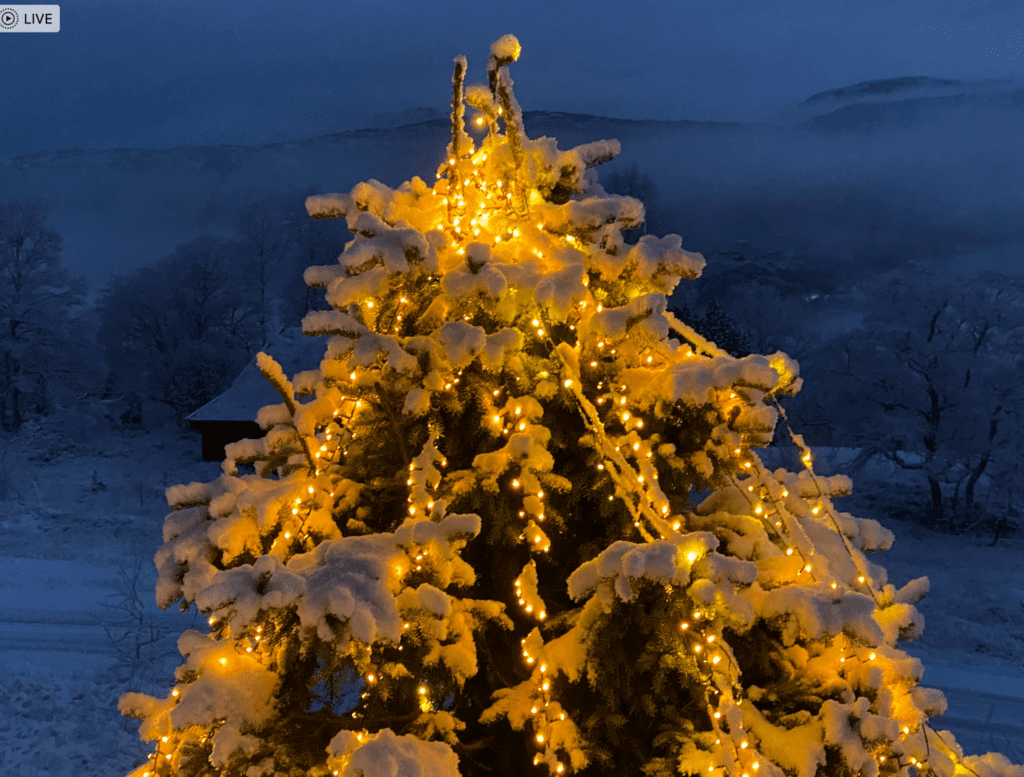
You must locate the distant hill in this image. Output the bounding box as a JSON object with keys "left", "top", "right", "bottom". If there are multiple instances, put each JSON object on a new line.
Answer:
{"left": 804, "top": 76, "right": 964, "bottom": 103}
{"left": 1, "top": 77, "right": 1022, "bottom": 300}
{"left": 767, "top": 75, "right": 1020, "bottom": 131}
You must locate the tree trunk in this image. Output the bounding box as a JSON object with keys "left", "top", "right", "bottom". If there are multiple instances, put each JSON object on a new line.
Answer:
{"left": 964, "top": 456, "right": 989, "bottom": 513}
{"left": 927, "top": 475, "right": 944, "bottom": 528}
{"left": 965, "top": 413, "right": 999, "bottom": 511}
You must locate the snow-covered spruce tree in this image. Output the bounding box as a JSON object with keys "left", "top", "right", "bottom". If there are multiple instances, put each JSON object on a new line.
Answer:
{"left": 121, "top": 36, "right": 1022, "bottom": 777}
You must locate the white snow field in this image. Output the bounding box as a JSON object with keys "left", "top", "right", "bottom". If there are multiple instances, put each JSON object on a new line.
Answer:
{"left": 0, "top": 426, "right": 1021, "bottom": 774}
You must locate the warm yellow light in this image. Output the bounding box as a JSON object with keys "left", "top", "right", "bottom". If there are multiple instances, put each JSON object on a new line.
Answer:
{"left": 563, "top": 379, "right": 573, "bottom": 388}
{"left": 686, "top": 551, "right": 698, "bottom": 564}
{"left": 219, "top": 657, "right": 227, "bottom": 666}
{"left": 418, "top": 686, "right": 427, "bottom": 695}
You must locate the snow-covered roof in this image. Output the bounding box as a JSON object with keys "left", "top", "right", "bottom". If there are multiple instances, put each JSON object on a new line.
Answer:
{"left": 186, "top": 327, "right": 326, "bottom": 423}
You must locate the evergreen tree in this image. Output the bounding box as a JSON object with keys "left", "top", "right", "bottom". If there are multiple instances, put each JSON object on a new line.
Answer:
{"left": 121, "top": 37, "right": 1021, "bottom": 777}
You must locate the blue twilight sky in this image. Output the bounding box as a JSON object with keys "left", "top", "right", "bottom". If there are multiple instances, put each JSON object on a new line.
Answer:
{"left": 1, "top": 0, "right": 1022, "bottom": 156}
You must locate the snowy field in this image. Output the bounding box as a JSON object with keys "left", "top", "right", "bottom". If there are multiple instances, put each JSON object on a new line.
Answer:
{"left": 1, "top": 427, "right": 1021, "bottom": 774}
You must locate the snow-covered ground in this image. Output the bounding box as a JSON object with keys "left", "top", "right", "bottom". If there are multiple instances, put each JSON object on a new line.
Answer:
{"left": 0, "top": 428, "right": 1021, "bottom": 774}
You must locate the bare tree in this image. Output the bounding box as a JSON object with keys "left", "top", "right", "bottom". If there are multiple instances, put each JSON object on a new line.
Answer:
{"left": 96, "top": 236, "right": 260, "bottom": 424}
{"left": 234, "top": 201, "right": 289, "bottom": 345}
{"left": 278, "top": 194, "right": 350, "bottom": 329}
{"left": 604, "top": 162, "right": 658, "bottom": 235}
{"left": 795, "top": 270, "right": 1024, "bottom": 530}
{"left": 0, "top": 200, "right": 89, "bottom": 430}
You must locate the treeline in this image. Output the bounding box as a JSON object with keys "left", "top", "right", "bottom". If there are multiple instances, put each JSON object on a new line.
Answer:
{"left": 4, "top": 187, "right": 1023, "bottom": 535}
{"left": 0, "top": 196, "right": 348, "bottom": 432}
